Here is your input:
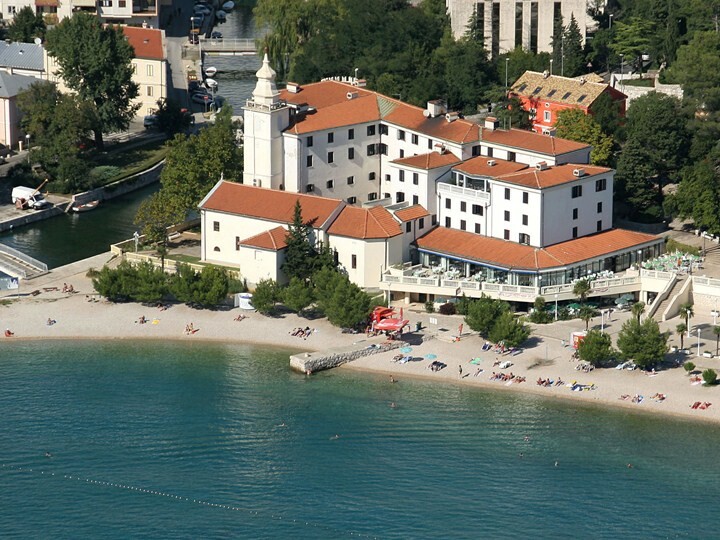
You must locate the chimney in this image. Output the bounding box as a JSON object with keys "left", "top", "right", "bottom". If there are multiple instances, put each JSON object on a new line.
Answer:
{"left": 579, "top": 77, "right": 586, "bottom": 85}
{"left": 484, "top": 117, "right": 499, "bottom": 131}
{"left": 347, "top": 91, "right": 358, "bottom": 100}
{"left": 355, "top": 79, "right": 367, "bottom": 88}
{"left": 487, "top": 159, "right": 496, "bottom": 167}
{"left": 426, "top": 99, "right": 447, "bottom": 118}
{"left": 542, "top": 70, "right": 550, "bottom": 79}
{"left": 286, "top": 82, "right": 301, "bottom": 93}
{"left": 535, "top": 161, "right": 549, "bottom": 171}
{"left": 445, "top": 111, "right": 460, "bottom": 123}
{"left": 573, "top": 168, "right": 586, "bottom": 177}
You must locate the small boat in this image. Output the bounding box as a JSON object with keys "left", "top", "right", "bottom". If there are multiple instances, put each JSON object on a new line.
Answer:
{"left": 204, "top": 66, "right": 217, "bottom": 77}
{"left": 205, "top": 78, "right": 218, "bottom": 89}
{"left": 222, "top": 1, "right": 234, "bottom": 10}
{"left": 191, "top": 93, "right": 212, "bottom": 105}
{"left": 215, "top": 10, "right": 226, "bottom": 20}
{"left": 73, "top": 200, "right": 100, "bottom": 212}
{"left": 210, "top": 31, "right": 222, "bottom": 39}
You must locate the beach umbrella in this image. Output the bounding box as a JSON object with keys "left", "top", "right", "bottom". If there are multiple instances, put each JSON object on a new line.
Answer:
{"left": 567, "top": 303, "right": 581, "bottom": 310}
{"left": 424, "top": 353, "right": 437, "bottom": 360}
{"left": 400, "top": 346, "right": 413, "bottom": 354}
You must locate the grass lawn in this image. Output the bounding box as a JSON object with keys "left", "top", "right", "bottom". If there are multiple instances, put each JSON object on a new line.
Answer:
{"left": 167, "top": 254, "right": 202, "bottom": 264}
{"left": 622, "top": 78, "right": 654, "bottom": 88}
{"left": 90, "top": 138, "right": 168, "bottom": 186}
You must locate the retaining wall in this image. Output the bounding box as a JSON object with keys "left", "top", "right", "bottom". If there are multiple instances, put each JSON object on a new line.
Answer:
{"left": 72, "top": 160, "right": 165, "bottom": 206}
{"left": 0, "top": 206, "right": 64, "bottom": 233}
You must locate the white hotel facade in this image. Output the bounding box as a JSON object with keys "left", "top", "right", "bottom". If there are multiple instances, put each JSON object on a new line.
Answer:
{"left": 200, "top": 54, "right": 667, "bottom": 307}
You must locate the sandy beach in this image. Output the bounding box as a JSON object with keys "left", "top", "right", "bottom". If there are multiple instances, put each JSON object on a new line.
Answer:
{"left": 3, "top": 251, "right": 720, "bottom": 424}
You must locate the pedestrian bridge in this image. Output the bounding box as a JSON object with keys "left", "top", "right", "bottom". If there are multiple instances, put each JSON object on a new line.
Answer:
{"left": 201, "top": 38, "right": 258, "bottom": 56}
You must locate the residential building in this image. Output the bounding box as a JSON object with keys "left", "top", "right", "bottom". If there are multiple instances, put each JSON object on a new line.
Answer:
{"left": 0, "top": 0, "right": 160, "bottom": 27}
{"left": 0, "top": 41, "right": 47, "bottom": 79}
{"left": 0, "top": 71, "right": 39, "bottom": 149}
{"left": 445, "top": 0, "right": 598, "bottom": 57}
{"left": 509, "top": 71, "right": 626, "bottom": 134}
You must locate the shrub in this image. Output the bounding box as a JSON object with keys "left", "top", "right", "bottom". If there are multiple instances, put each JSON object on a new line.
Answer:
{"left": 702, "top": 368, "right": 717, "bottom": 385}
{"left": 425, "top": 300, "right": 435, "bottom": 313}
{"left": 684, "top": 361, "right": 696, "bottom": 373}
{"left": 456, "top": 295, "right": 472, "bottom": 315}
{"left": 438, "top": 302, "right": 456, "bottom": 315}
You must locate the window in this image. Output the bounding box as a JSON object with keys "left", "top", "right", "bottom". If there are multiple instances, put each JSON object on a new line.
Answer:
{"left": 347, "top": 196, "right": 357, "bottom": 204}
{"left": 306, "top": 155, "right": 313, "bottom": 167}
{"left": 428, "top": 139, "right": 433, "bottom": 150}
{"left": 368, "top": 192, "right": 377, "bottom": 201}
{"left": 504, "top": 188, "right": 510, "bottom": 200}
{"left": 491, "top": 1, "right": 500, "bottom": 57}
{"left": 379, "top": 143, "right": 388, "bottom": 155}
{"left": 597, "top": 202, "right": 602, "bottom": 213}
{"left": 385, "top": 174, "right": 391, "bottom": 182}
{"left": 348, "top": 128, "right": 354, "bottom": 140}
{"left": 368, "top": 172, "right": 376, "bottom": 181}
{"left": 460, "top": 220, "right": 467, "bottom": 231}
{"left": 412, "top": 134, "right": 419, "bottom": 145}
{"left": 327, "top": 151, "right": 334, "bottom": 163}
{"left": 399, "top": 149, "right": 405, "bottom": 158}
{"left": 235, "top": 236, "right": 240, "bottom": 251}
{"left": 472, "top": 145, "right": 481, "bottom": 156}
{"left": 399, "top": 170, "right": 405, "bottom": 182}
{"left": 460, "top": 201, "right": 467, "bottom": 212}
{"left": 306, "top": 136, "right": 313, "bottom": 147}
{"left": 519, "top": 233, "right": 530, "bottom": 245}
{"left": 419, "top": 218, "right": 425, "bottom": 229}
{"left": 406, "top": 222, "right": 412, "bottom": 233}
{"left": 522, "top": 214, "right": 528, "bottom": 226}
{"left": 572, "top": 226, "right": 578, "bottom": 238}
{"left": 475, "top": 223, "right": 481, "bottom": 234}
{"left": 396, "top": 192, "right": 405, "bottom": 203}
{"left": 328, "top": 132, "right": 334, "bottom": 143}
{"left": 515, "top": 2, "right": 523, "bottom": 48}
{"left": 571, "top": 185, "right": 583, "bottom": 198}
{"left": 472, "top": 204, "right": 483, "bottom": 216}
{"left": 595, "top": 178, "right": 607, "bottom": 192}
{"left": 413, "top": 172, "right": 419, "bottom": 185}
{"left": 445, "top": 217, "right": 451, "bottom": 228}
{"left": 147, "top": 86, "right": 153, "bottom": 97}
{"left": 213, "top": 221, "right": 220, "bottom": 232}
{"left": 508, "top": 151, "right": 516, "bottom": 162}
{"left": 146, "top": 64, "right": 153, "bottom": 77}
{"left": 119, "top": 0, "right": 127, "bottom": 8}
{"left": 445, "top": 199, "right": 451, "bottom": 209}
{"left": 432, "top": 215, "right": 437, "bottom": 225}
{"left": 487, "top": 147, "right": 494, "bottom": 158}
{"left": 413, "top": 195, "right": 419, "bottom": 205}
{"left": 306, "top": 184, "right": 314, "bottom": 192}
{"left": 366, "top": 144, "right": 376, "bottom": 156}
{"left": 398, "top": 129, "right": 406, "bottom": 141}
{"left": 347, "top": 176, "right": 355, "bottom": 185}
{"left": 504, "top": 229, "right": 510, "bottom": 240}
{"left": 348, "top": 147, "right": 354, "bottom": 159}
{"left": 543, "top": 110, "right": 551, "bottom": 122}
{"left": 380, "top": 124, "right": 388, "bottom": 135}
{"left": 504, "top": 210, "right": 510, "bottom": 222}
{"left": 367, "top": 125, "right": 376, "bottom": 136}
{"left": 572, "top": 208, "right": 578, "bottom": 220}
{"left": 597, "top": 220, "right": 602, "bottom": 232}
{"left": 326, "top": 179, "right": 334, "bottom": 189}
{"left": 351, "top": 255, "right": 357, "bottom": 269}
{"left": 383, "top": 193, "right": 390, "bottom": 199}
{"left": 522, "top": 192, "right": 528, "bottom": 204}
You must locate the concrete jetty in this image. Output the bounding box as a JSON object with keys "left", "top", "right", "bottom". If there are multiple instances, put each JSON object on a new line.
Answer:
{"left": 290, "top": 337, "right": 406, "bottom": 373}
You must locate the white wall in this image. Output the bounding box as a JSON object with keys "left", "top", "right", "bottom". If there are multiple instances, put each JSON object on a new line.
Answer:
{"left": 330, "top": 234, "right": 404, "bottom": 288}
{"left": 230, "top": 246, "right": 285, "bottom": 287}
{"left": 242, "top": 104, "right": 290, "bottom": 189}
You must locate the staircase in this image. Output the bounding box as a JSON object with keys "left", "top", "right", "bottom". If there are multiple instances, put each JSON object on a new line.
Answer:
{"left": 652, "top": 275, "right": 686, "bottom": 321}
{"left": 0, "top": 243, "right": 47, "bottom": 279}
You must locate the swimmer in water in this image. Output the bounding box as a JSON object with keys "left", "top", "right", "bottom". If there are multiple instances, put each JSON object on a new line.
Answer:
{"left": 277, "top": 422, "right": 287, "bottom": 428}
{"left": 45, "top": 451, "right": 52, "bottom": 458}
{"left": 390, "top": 402, "right": 397, "bottom": 408}
{"left": 330, "top": 434, "right": 340, "bottom": 440}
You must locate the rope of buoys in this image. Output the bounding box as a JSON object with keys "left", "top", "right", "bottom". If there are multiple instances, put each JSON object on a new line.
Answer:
{"left": 1, "top": 463, "right": 378, "bottom": 539}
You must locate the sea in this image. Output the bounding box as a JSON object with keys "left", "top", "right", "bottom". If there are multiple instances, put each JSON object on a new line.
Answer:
{"left": 0, "top": 340, "right": 717, "bottom": 538}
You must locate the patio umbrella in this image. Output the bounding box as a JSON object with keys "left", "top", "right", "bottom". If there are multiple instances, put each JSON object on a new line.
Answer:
{"left": 400, "top": 347, "right": 413, "bottom": 354}
{"left": 567, "top": 303, "right": 581, "bottom": 310}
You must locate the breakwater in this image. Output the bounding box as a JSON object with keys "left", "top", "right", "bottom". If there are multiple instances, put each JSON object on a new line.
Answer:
{"left": 290, "top": 338, "right": 406, "bottom": 373}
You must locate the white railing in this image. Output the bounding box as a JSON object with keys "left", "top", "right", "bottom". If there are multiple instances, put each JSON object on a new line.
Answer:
{"left": 0, "top": 242, "right": 48, "bottom": 274}
{"left": 201, "top": 38, "right": 257, "bottom": 53}
{"left": 437, "top": 182, "right": 490, "bottom": 202}
{"left": 694, "top": 276, "right": 720, "bottom": 289}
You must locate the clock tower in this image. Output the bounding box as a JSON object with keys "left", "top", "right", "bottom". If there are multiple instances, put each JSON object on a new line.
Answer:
{"left": 242, "top": 51, "right": 289, "bottom": 189}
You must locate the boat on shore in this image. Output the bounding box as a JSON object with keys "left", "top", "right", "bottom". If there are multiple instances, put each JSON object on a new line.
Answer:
{"left": 72, "top": 200, "right": 100, "bottom": 213}
{"left": 204, "top": 66, "right": 217, "bottom": 77}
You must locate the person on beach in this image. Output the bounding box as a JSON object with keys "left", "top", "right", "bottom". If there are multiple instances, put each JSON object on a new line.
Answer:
{"left": 5, "top": 328, "right": 14, "bottom": 337}
{"left": 458, "top": 365, "right": 463, "bottom": 378}
{"left": 47, "top": 318, "right": 56, "bottom": 326}
{"left": 390, "top": 375, "right": 397, "bottom": 383}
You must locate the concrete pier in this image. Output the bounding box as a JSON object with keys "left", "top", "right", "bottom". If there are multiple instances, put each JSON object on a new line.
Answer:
{"left": 290, "top": 337, "right": 406, "bottom": 373}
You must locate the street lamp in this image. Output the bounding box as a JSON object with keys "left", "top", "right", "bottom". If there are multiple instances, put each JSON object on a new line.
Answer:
{"left": 601, "top": 309, "right": 607, "bottom": 332}
{"left": 609, "top": 13, "right": 613, "bottom": 29}
{"left": 549, "top": 58, "right": 553, "bottom": 76}
{"left": 697, "top": 328, "right": 702, "bottom": 357}
{"left": 505, "top": 57, "right": 509, "bottom": 92}
{"left": 637, "top": 249, "right": 642, "bottom": 268}
{"left": 25, "top": 134, "right": 30, "bottom": 163}
{"left": 190, "top": 17, "right": 195, "bottom": 34}
{"left": 554, "top": 293, "right": 559, "bottom": 322}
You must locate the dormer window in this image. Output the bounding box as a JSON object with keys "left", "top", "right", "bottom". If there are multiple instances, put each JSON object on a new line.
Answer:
{"left": 547, "top": 89, "right": 557, "bottom": 97}
{"left": 562, "top": 92, "right": 571, "bottom": 100}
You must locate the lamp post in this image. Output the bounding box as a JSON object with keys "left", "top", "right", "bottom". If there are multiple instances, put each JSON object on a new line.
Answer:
{"left": 601, "top": 309, "right": 606, "bottom": 332}
{"left": 190, "top": 17, "right": 195, "bottom": 34}
{"left": 697, "top": 328, "right": 702, "bottom": 357}
{"left": 549, "top": 58, "right": 553, "bottom": 76}
{"left": 554, "top": 293, "right": 559, "bottom": 322}
{"left": 637, "top": 249, "right": 642, "bottom": 268}
{"left": 25, "top": 134, "right": 30, "bottom": 163}
{"left": 505, "top": 57, "right": 509, "bottom": 92}
{"left": 609, "top": 13, "right": 613, "bottom": 29}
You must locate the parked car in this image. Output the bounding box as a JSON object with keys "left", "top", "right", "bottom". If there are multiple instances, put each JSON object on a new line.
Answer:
{"left": 143, "top": 114, "right": 159, "bottom": 129}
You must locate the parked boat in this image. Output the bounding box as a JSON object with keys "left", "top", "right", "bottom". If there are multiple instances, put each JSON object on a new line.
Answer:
{"left": 204, "top": 66, "right": 217, "bottom": 77}
{"left": 191, "top": 93, "right": 212, "bottom": 105}
{"left": 222, "top": 1, "right": 235, "bottom": 10}
{"left": 205, "top": 78, "right": 218, "bottom": 89}
{"left": 72, "top": 200, "right": 100, "bottom": 213}
{"left": 215, "top": 10, "right": 226, "bottom": 20}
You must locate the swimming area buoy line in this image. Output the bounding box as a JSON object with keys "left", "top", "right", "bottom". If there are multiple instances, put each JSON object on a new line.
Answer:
{"left": 0, "top": 462, "right": 377, "bottom": 539}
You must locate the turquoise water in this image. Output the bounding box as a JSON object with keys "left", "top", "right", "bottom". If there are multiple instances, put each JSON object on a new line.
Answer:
{"left": 0, "top": 341, "right": 716, "bottom": 538}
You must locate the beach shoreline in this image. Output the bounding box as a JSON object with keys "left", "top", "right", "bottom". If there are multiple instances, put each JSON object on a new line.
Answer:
{"left": 2, "top": 252, "right": 719, "bottom": 424}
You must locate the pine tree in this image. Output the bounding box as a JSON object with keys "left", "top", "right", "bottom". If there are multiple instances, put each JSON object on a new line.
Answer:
{"left": 281, "top": 201, "right": 315, "bottom": 282}
{"left": 464, "top": 4, "right": 483, "bottom": 43}
{"left": 562, "top": 15, "right": 585, "bottom": 77}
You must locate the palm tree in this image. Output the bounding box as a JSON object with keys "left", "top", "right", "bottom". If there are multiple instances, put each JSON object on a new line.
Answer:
{"left": 631, "top": 301, "right": 646, "bottom": 322}
{"left": 676, "top": 323, "right": 687, "bottom": 349}
{"left": 679, "top": 302, "right": 694, "bottom": 336}
{"left": 573, "top": 279, "right": 591, "bottom": 304}
{"left": 579, "top": 305, "right": 597, "bottom": 331}
{"left": 714, "top": 326, "right": 720, "bottom": 357}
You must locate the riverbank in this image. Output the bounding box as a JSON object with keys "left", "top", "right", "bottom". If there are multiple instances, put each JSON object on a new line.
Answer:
{"left": 3, "top": 251, "right": 720, "bottom": 424}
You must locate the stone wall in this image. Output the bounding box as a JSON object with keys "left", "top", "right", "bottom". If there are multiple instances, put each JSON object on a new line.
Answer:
{"left": 72, "top": 160, "right": 165, "bottom": 205}
{"left": 290, "top": 340, "right": 406, "bottom": 373}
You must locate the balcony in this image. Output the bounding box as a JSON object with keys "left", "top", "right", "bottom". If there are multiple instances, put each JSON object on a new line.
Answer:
{"left": 437, "top": 181, "right": 490, "bottom": 203}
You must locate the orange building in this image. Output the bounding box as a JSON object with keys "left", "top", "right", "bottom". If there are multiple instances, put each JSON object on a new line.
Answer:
{"left": 509, "top": 71, "right": 626, "bottom": 135}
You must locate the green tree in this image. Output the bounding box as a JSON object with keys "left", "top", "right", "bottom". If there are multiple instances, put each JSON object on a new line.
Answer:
{"left": 679, "top": 302, "right": 694, "bottom": 332}
{"left": 674, "top": 158, "right": 720, "bottom": 236}
{"left": 589, "top": 91, "right": 623, "bottom": 141}
{"left": 665, "top": 31, "right": 720, "bottom": 110}
{"left": 632, "top": 301, "right": 646, "bottom": 322}
{"left": 550, "top": 13, "right": 565, "bottom": 71}
{"left": 676, "top": 322, "right": 687, "bottom": 349}
{"left": 92, "top": 261, "right": 135, "bottom": 302}
{"left": 615, "top": 138, "right": 660, "bottom": 220}
{"left": 561, "top": 14, "right": 585, "bottom": 77}
{"left": 132, "top": 261, "right": 168, "bottom": 303}
{"left": 617, "top": 317, "right": 668, "bottom": 369}
{"left": 252, "top": 278, "right": 280, "bottom": 314}
{"left": 579, "top": 305, "right": 598, "bottom": 331}
{"left": 578, "top": 329, "right": 614, "bottom": 367}
{"left": 610, "top": 17, "right": 655, "bottom": 70}
{"left": 464, "top": 3, "right": 483, "bottom": 43}
{"left": 321, "top": 275, "right": 372, "bottom": 328}
{"left": 282, "top": 277, "right": 315, "bottom": 315}
{"left": 573, "top": 279, "right": 591, "bottom": 303}
{"left": 464, "top": 295, "right": 510, "bottom": 336}
{"left": 45, "top": 13, "right": 139, "bottom": 149}
{"left": 7, "top": 6, "right": 46, "bottom": 43}
{"left": 193, "top": 265, "right": 230, "bottom": 307}
{"left": 282, "top": 201, "right": 316, "bottom": 282}
{"left": 134, "top": 191, "right": 185, "bottom": 246}
{"left": 313, "top": 266, "right": 344, "bottom": 313}
{"left": 441, "top": 37, "right": 494, "bottom": 113}
{"left": 488, "top": 311, "right": 530, "bottom": 348}
{"left": 554, "top": 109, "right": 614, "bottom": 165}
{"left": 154, "top": 98, "right": 192, "bottom": 136}
{"left": 493, "top": 96, "right": 531, "bottom": 131}
{"left": 703, "top": 368, "right": 717, "bottom": 385}
{"left": 169, "top": 263, "right": 198, "bottom": 304}
{"left": 684, "top": 361, "right": 695, "bottom": 374}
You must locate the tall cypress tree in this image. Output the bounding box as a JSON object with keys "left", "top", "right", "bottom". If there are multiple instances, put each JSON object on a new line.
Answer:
{"left": 282, "top": 201, "right": 314, "bottom": 282}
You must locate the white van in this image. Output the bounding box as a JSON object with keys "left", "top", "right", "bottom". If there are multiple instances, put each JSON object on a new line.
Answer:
{"left": 11, "top": 186, "right": 50, "bottom": 209}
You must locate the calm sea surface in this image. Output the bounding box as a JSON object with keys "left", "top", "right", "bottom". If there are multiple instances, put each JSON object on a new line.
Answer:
{"left": 0, "top": 340, "right": 717, "bottom": 538}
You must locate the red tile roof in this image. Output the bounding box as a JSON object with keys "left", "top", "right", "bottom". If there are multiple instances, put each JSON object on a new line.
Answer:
{"left": 392, "top": 151, "right": 463, "bottom": 170}
{"left": 240, "top": 226, "right": 288, "bottom": 251}
{"left": 122, "top": 27, "right": 165, "bottom": 60}
{"left": 481, "top": 128, "right": 590, "bottom": 155}
{"left": 454, "top": 155, "right": 528, "bottom": 176}
{"left": 327, "top": 205, "right": 401, "bottom": 239}
{"left": 394, "top": 205, "right": 430, "bottom": 222}
{"left": 199, "top": 181, "right": 343, "bottom": 227}
{"left": 416, "top": 227, "right": 660, "bottom": 271}
{"left": 496, "top": 164, "right": 611, "bottom": 189}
